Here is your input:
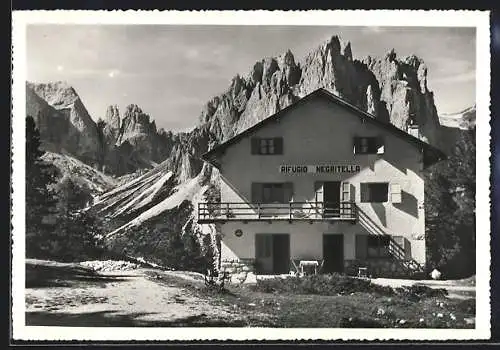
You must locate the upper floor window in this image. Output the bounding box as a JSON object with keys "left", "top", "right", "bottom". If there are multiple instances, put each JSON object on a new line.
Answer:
{"left": 251, "top": 137, "right": 283, "bottom": 155}
{"left": 354, "top": 136, "right": 384, "bottom": 154}
{"left": 251, "top": 182, "right": 293, "bottom": 204}
{"left": 361, "top": 182, "right": 389, "bottom": 203}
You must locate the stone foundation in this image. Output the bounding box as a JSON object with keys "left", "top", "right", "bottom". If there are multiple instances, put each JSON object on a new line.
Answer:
{"left": 220, "top": 258, "right": 424, "bottom": 282}
{"left": 220, "top": 258, "right": 257, "bottom": 284}
{"left": 344, "top": 259, "right": 424, "bottom": 278}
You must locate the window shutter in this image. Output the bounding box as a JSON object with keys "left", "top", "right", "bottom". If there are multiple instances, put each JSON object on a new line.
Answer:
{"left": 355, "top": 235, "right": 368, "bottom": 259}
{"left": 392, "top": 236, "right": 407, "bottom": 260}
{"left": 360, "top": 183, "right": 369, "bottom": 202}
{"left": 353, "top": 137, "right": 361, "bottom": 154}
{"left": 341, "top": 181, "right": 351, "bottom": 217}
{"left": 251, "top": 183, "right": 263, "bottom": 203}
{"left": 368, "top": 137, "right": 377, "bottom": 152}
{"left": 341, "top": 182, "right": 350, "bottom": 202}
{"left": 284, "top": 182, "right": 294, "bottom": 202}
{"left": 376, "top": 137, "right": 385, "bottom": 154}
{"left": 251, "top": 137, "right": 260, "bottom": 154}
{"left": 314, "top": 181, "right": 324, "bottom": 203}
{"left": 274, "top": 137, "right": 283, "bottom": 154}
{"left": 404, "top": 238, "right": 412, "bottom": 259}
{"left": 391, "top": 183, "right": 402, "bottom": 203}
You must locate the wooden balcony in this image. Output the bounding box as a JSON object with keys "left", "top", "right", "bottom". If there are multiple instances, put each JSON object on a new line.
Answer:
{"left": 198, "top": 201, "right": 357, "bottom": 224}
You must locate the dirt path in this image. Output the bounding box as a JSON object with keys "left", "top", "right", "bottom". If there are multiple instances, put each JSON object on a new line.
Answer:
{"left": 25, "top": 268, "right": 238, "bottom": 327}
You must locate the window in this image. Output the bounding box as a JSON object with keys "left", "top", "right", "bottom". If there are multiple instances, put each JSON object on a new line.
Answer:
{"left": 251, "top": 137, "right": 283, "bottom": 155}
{"left": 252, "top": 183, "right": 293, "bottom": 204}
{"left": 260, "top": 139, "right": 275, "bottom": 154}
{"left": 354, "top": 137, "right": 384, "bottom": 154}
{"left": 360, "top": 183, "right": 389, "bottom": 203}
{"left": 262, "top": 183, "right": 284, "bottom": 203}
{"left": 367, "top": 235, "right": 390, "bottom": 258}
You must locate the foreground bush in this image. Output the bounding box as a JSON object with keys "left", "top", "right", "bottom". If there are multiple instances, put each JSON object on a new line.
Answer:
{"left": 252, "top": 273, "right": 394, "bottom": 296}
{"left": 252, "top": 274, "right": 448, "bottom": 301}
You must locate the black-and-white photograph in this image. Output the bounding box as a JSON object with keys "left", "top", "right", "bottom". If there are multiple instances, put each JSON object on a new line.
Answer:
{"left": 11, "top": 10, "right": 491, "bottom": 341}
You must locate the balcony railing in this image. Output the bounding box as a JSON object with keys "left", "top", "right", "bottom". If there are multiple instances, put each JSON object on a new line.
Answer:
{"left": 198, "top": 201, "right": 357, "bottom": 223}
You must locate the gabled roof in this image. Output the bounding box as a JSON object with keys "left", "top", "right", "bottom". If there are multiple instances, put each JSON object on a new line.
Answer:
{"left": 201, "top": 88, "right": 446, "bottom": 168}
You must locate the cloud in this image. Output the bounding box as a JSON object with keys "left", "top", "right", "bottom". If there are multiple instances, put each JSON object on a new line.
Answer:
{"left": 431, "top": 70, "right": 476, "bottom": 84}
{"left": 108, "top": 69, "right": 120, "bottom": 78}
{"left": 185, "top": 48, "right": 199, "bottom": 59}
{"left": 362, "top": 26, "right": 386, "bottom": 34}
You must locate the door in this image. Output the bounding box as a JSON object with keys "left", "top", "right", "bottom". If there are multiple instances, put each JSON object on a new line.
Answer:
{"left": 255, "top": 234, "right": 273, "bottom": 274}
{"left": 255, "top": 234, "right": 290, "bottom": 274}
{"left": 323, "top": 181, "right": 341, "bottom": 218}
{"left": 272, "top": 234, "right": 290, "bottom": 274}
{"left": 323, "top": 234, "right": 344, "bottom": 273}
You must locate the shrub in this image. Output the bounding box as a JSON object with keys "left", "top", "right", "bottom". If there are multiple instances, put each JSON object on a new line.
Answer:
{"left": 453, "top": 298, "right": 475, "bottom": 314}
{"left": 252, "top": 273, "right": 394, "bottom": 296}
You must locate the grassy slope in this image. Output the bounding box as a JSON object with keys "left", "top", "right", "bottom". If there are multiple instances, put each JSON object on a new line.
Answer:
{"left": 149, "top": 271, "right": 475, "bottom": 328}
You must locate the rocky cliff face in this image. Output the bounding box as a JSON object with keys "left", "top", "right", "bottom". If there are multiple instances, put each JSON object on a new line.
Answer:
{"left": 93, "top": 35, "right": 453, "bottom": 266}
{"left": 27, "top": 81, "right": 104, "bottom": 167}
{"left": 99, "top": 103, "right": 177, "bottom": 176}
{"left": 27, "top": 82, "right": 177, "bottom": 176}
{"left": 201, "top": 36, "right": 443, "bottom": 151}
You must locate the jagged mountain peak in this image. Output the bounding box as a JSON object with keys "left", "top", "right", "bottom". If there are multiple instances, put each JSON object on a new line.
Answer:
{"left": 121, "top": 104, "right": 154, "bottom": 131}
{"left": 124, "top": 103, "right": 145, "bottom": 115}
{"left": 105, "top": 104, "right": 121, "bottom": 129}
{"left": 27, "top": 80, "right": 80, "bottom": 108}
{"left": 277, "top": 49, "right": 296, "bottom": 67}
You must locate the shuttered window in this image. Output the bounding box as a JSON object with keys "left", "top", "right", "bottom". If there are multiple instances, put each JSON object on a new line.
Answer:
{"left": 252, "top": 182, "right": 293, "bottom": 203}
{"left": 354, "top": 136, "right": 384, "bottom": 154}
{"left": 367, "top": 235, "right": 390, "bottom": 258}
{"left": 360, "top": 183, "right": 389, "bottom": 203}
{"left": 251, "top": 137, "right": 283, "bottom": 155}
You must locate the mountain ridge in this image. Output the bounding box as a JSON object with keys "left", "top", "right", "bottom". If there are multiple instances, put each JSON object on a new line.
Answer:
{"left": 27, "top": 82, "right": 177, "bottom": 176}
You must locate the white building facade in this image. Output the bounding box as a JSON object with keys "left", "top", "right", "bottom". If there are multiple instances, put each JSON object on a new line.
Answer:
{"left": 199, "top": 89, "right": 445, "bottom": 281}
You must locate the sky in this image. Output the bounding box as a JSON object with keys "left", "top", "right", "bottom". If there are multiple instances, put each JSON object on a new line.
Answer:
{"left": 26, "top": 25, "right": 476, "bottom": 132}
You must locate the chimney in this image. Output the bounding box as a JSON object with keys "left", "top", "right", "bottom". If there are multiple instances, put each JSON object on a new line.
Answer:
{"left": 407, "top": 114, "right": 420, "bottom": 139}
{"left": 408, "top": 124, "right": 420, "bottom": 138}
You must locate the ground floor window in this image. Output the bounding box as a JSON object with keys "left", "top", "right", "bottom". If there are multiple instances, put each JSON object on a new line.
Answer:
{"left": 367, "top": 235, "right": 390, "bottom": 258}
{"left": 360, "top": 182, "right": 389, "bottom": 203}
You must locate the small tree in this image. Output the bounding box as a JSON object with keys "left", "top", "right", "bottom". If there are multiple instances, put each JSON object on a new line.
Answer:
{"left": 25, "top": 116, "right": 59, "bottom": 258}
{"left": 181, "top": 229, "right": 205, "bottom": 273}
{"left": 425, "top": 128, "right": 476, "bottom": 278}
{"left": 201, "top": 233, "right": 216, "bottom": 274}
{"left": 51, "top": 176, "right": 99, "bottom": 261}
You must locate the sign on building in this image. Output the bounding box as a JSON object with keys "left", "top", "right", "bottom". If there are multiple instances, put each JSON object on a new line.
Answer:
{"left": 279, "top": 165, "right": 361, "bottom": 174}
